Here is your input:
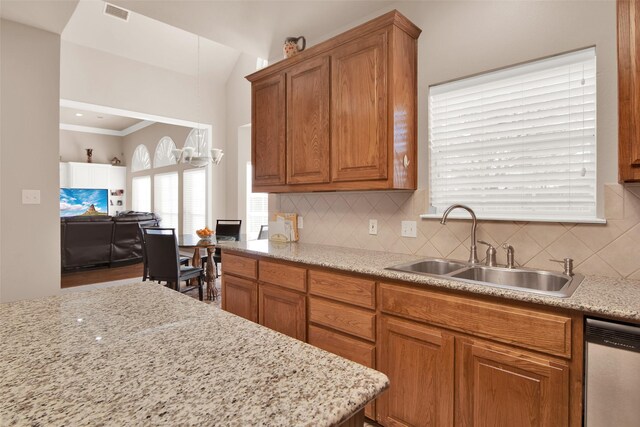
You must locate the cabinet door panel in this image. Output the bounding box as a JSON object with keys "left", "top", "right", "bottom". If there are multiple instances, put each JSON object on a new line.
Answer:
{"left": 221, "top": 275, "right": 258, "bottom": 322}
{"left": 331, "top": 31, "right": 387, "bottom": 182}
{"left": 378, "top": 316, "right": 454, "bottom": 427}
{"left": 253, "top": 74, "right": 286, "bottom": 185}
{"left": 287, "top": 56, "right": 330, "bottom": 184}
{"left": 259, "top": 283, "right": 306, "bottom": 341}
{"left": 456, "top": 338, "right": 569, "bottom": 427}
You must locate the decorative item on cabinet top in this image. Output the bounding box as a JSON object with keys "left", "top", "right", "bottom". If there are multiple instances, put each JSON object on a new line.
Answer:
{"left": 246, "top": 10, "right": 421, "bottom": 193}
{"left": 283, "top": 36, "right": 306, "bottom": 58}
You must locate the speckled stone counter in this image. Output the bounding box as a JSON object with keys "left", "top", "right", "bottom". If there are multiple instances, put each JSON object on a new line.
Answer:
{"left": 0, "top": 283, "right": 388, "bottom": 426}
{"left": 218, "top": 240, "right": 640, "bottom": 322}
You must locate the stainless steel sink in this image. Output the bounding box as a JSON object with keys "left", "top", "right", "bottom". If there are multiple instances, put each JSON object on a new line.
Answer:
{"left": 386, "top": 258, "right": 584, "bottom": 297}
{"left": 387, "top": 259, "right": 467, "bottom": 275}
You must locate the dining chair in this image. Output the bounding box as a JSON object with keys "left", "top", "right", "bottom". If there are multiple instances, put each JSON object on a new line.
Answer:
{"left": 138, "top": 225, "right": 189, "bottom": 281}
{"left": 257, "top": 224, "right": 269, "bottom": 240}
{"left": 142, "top": 227, "right": 204, "bottom": 301}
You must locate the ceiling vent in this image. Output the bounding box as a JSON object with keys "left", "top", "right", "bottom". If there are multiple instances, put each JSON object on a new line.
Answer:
{"left": 104, "top": 3, "right": 130, "bottom": 22}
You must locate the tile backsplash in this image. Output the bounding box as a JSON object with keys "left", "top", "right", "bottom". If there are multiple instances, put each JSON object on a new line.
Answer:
{"left": 270, "top": 184, "right": 640, "bottom": 280}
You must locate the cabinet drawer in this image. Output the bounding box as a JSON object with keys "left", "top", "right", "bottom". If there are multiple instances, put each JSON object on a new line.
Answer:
{"left": 309, "top": 324, "right": 375, "bottom": 368}
{"left": 259, "top": 259, "right": 306, "bottom": 292}
{"left": 309, "top": 297, "right": 375, "bottom": 342}
{"left": 308, "top": 325, "right": 376, "bottom": 420}
{"left": 221, "top": 252, "right": 257, "bottom": 279}
{"left": 309, "top": 270, "right": 375, "bottom": 309}
{"left": 380, "top": 283, "right": 572, "bottom": 358}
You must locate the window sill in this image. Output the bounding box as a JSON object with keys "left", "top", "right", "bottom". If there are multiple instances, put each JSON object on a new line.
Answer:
{"left": 419, "top": 213, "right": 607, "bottom": 224}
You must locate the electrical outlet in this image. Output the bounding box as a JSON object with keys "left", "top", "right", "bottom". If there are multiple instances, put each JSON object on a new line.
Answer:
{"left": 401, "top": 220, "right": 417, "bottom": 238}
{"left": 369, "top": 219, "right": 378, "bottom": 235}
{"left": 298, "top": 216, "right": 304, "bottom": 229}
{"left": 22, "top": 189, "right": 41, "bottom": 205}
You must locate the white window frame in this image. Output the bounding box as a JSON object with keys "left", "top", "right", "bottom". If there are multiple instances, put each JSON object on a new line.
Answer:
{"left": 183, "top": 168, "right": 207, "bottom": 235}
{"left": 423, "top": 47, "right": 602, "bottom": 223}
{"left": 154, "top": 172, "right": 179, "bottom": 230}
{"left": 131, "top": 175, "right": 151, "bottom": 213}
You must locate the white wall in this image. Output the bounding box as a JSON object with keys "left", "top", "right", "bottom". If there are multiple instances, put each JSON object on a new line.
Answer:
{"left": 62, "top": 41, "right": 229, "bottom": 226}
{"left": 224, "top": 53, "right": 259, "bottom": 224}
{"left": 0, "top": 19, "right": 61, "bottom": 302}
{"left": 59, "top": 130, "right": 124, "bottom": 164}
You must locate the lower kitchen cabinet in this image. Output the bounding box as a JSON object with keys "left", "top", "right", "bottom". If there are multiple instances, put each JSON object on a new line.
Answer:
{"left": 221, "top": 274, "right": 258, "bottom": 322}
{"left": 456, "top": 337, "right": 569, "bottom": 427}
{"left": 378, "top": 315, "right": 455, "bottom": 427}
{"left": 259, "top": 283, "right": 306, "bottom": 341}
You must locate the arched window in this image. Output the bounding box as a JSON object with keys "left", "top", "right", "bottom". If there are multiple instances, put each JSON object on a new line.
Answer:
{"left": 131, "top": 145, "right": 151, "bottom": 172}
{"left": 184, "top": 128, "right": 209, "bottom": 157}
{"left": 154, "top": 137, "right": 177, "bottom": 168}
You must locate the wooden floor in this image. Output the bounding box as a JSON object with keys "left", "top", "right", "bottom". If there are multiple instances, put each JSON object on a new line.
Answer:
{"left": 61, "top": 262, "right": 144, "bottom": 288}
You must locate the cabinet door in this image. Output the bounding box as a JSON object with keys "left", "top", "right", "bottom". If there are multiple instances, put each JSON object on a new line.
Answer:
{"left": 456, "top": 338, "right": 569, "bottom": 427}
{"left": 222, "top": 274, "right": 258, "bottom": 322}
{"left": 252, "top": 74, "right": 286, "bottom": 186}
{"left": 331, "top": 31, "right": 387, "bottom": 182}
{"left": 286, "top": 56, "right": 330, "bottom": 184}
{"left": 618, "top": 0, "right": 640, "bottom": 181}
{"left": 68, "top": 163, "right": 92, "bottom": 188}
{"left": 259, "top": 283, "right": 306, "bottom": 341}
{"left": 109, "top": 166, "right": 126, "bottom": 190}
{"left": 378, "top": 316, "right": 454, "bottom": 427}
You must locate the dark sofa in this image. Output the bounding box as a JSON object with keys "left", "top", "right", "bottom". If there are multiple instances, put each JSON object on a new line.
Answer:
{"left": 61, "top": 212, "right": 160, "bottom": 270}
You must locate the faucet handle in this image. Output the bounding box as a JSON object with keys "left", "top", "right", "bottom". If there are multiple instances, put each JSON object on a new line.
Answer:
{"left": 478, "top": 240, "right": 494, "bottom": 249}
{"left": 549, "top": 258, "right": 574, "bottom": 276}
{"left": 478, "top": 241, "right": 497, "bottom": 266}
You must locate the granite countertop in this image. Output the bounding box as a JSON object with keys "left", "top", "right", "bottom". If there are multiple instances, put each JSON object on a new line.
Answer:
{"left": 218, "top": 240, "right": 640, "bottom": 322}
{"left": 0, "top": 283, "right": 388, "bottom": 426}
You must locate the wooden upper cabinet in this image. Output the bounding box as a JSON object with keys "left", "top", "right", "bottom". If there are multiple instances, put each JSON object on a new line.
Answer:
{"left": 456, "top": 337, "right": 570, "bottom": 427}
{"left": 286, "top": 56, "right": 331, "bottom": 184}
{"left": 331, "top": 31, "right": 388, "bottom": 182}
{"left": 252, "top": 74, "right": 286, "bottom": 186}
{"left": 246, "top": 10, "right": 421, "bottom": 192}
{"left": 618, "top": 0, "right": 640, "bottom": 182}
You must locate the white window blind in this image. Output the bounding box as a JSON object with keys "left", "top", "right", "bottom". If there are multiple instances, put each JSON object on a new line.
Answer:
{"left": 131, "top": 176, "right": 151, "bottom": 213}
{"left": 246, "top": 163, "right": 268, "bottom": 240}
{"left": 183, "top": 169, "right": 207, "bottom": 235}
{"left": 428, "top": 48, "right": 597, "bottom": 222}
{"left": 154, "top": 172, "right": 179, "bottom": 230}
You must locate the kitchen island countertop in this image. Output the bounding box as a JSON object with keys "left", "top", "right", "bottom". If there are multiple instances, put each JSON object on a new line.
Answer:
{"left": 218, "top": 240, "right": 640, "bottom": 322}
{"left": 0, "top": 282, "right": 388, "bottom": 426}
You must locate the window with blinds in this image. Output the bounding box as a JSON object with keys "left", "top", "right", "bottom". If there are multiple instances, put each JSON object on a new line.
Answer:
{"left": 183, "top": 169, "right": 207, "bottom": 235}
{"left": 428, "top": 48, "right": 597, "bottom": 222}
{"left": 246, "top": 163, "right": 268, "bottom": 240}
{"left": 131, "top": 176, "right": 151, "bottom": 213}
{"left": 154, "top": 172, "right": 179, "bottom": 230}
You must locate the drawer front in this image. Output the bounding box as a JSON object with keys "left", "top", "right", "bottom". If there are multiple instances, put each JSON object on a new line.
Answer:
{"left": 309, "top": 270, "right": 375, "bottom": 309}
{"left": 380, "top": 283, "right": 572, "bottom": 358}
{"left": 309, "top": 296, "right": 376, "bottom": 342}
{"left": 308, "top": 325, "right": 376, "bottom": 420}
{"left": 259, "top": 259, "right": 307, "bottom": 292}
{"left": 222, "top": 252, "right": 257, "bottom": 279}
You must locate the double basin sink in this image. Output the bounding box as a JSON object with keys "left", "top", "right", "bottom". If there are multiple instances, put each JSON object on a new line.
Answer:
{"left": 387, "top": 258, "right": 584, "bottom": 297}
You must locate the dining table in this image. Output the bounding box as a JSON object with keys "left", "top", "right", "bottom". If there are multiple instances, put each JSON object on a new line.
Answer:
{"left": 178, "top": 235, "right": 238, "bottom": 301}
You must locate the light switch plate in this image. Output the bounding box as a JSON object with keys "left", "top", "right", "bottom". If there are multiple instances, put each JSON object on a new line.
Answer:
{"left": 369, "top": 219, "right": 378, "bottom": 235}
{"left": 22, "top": 189, "right": 41, "bottom": 205}
{"left": 298, "top": 216, "right": 304, "bottom": 229}
{"left": 401, "top": 220, "right": 417, "bottom": 238}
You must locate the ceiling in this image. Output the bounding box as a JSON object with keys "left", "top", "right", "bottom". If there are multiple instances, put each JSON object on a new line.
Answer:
{"left": 61, "top": 0, "right": 241, "bottom": 78}
{"left": 60, "top": 106, "right": 144, "bottom": 132}
{"left": 0, "top": 0, "right": 79, "bottom": 34}
{"left": 111, "top": 0, "right": 394, "bottom": 59}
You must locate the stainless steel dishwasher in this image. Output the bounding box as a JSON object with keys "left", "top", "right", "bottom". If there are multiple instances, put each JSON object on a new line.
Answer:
{"left": 584, "top": 317, "right": 640, "bottom": 426}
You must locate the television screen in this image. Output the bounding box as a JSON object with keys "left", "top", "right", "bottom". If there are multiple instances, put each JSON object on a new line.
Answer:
{"left": 60, "top": 188, "right": 109, "bottom": 217}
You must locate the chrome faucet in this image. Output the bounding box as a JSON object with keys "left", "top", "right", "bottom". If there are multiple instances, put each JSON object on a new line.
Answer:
{"left": 440, "top": 204, "right": 479, "bottom": 264}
